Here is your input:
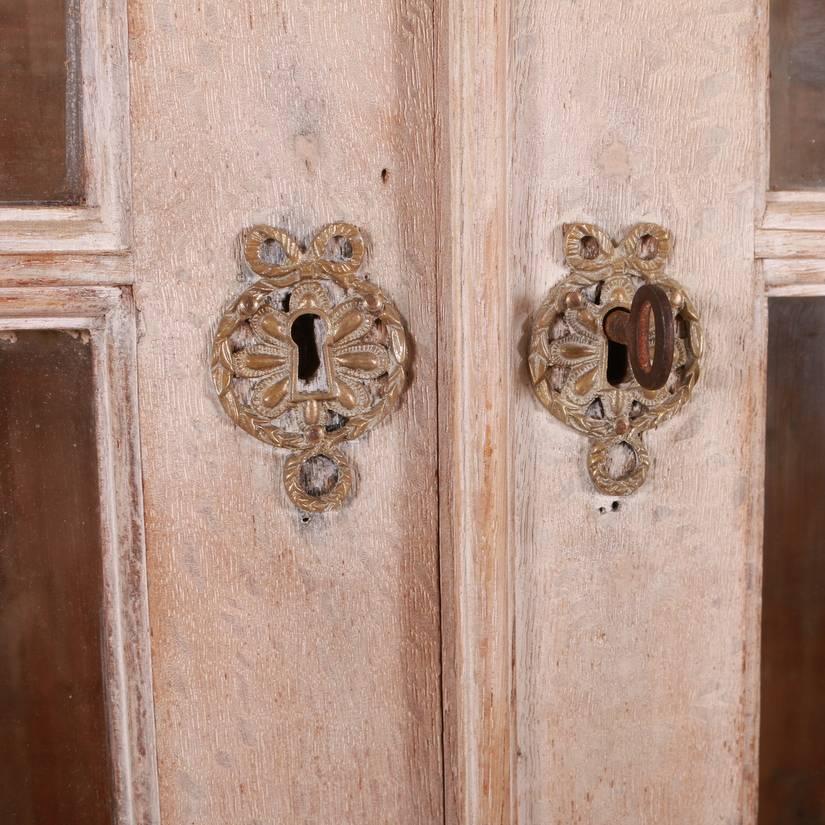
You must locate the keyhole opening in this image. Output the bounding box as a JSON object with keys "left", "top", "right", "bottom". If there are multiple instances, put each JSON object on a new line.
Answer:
{"left": 291, "top": 313, "right": 322, "bottom": 381}
{"left": 606, "top": 338, "right": 630, "bottom": 387}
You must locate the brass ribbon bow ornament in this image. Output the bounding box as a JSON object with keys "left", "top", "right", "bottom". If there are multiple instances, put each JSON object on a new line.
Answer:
{"left": 211, "top": 223, "right": 409, "bottom": 512}
{"left": 528, "top": 223, "right": 703, "bottom": 495}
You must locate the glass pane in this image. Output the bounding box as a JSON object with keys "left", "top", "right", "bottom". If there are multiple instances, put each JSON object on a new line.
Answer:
{"left": 0, "top": 331, "right": 112, "bottom": 825}
{"left": 0, "top": 0, "right": 83, "bottom": 204}
{"left": 770, "top": 0, "right": 825, "bottom": 189}
{"left": 759, "top": 298, "right": 825, "bottom": 824}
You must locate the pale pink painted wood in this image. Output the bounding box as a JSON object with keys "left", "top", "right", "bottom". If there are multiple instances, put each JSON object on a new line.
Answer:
{"left": 510, "top": 1, "right": 765, "bottom": 823}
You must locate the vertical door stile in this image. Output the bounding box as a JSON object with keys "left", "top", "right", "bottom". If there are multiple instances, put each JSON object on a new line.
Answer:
{"left": 509, "top": 2, "right": 767, "bottom": 823}
{"left": 436, "top": 2, "right": 516, "bottom": 824}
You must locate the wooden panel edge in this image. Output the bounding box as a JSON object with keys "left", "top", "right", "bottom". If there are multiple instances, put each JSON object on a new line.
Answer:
{"left": 0, "top": 253, "right": 133, "bottom": 285}
{"left": 436, "top": 2, "right": 515, "bottom": 824}
{"left": 762, "top": 192, "right": 825, "bottom": 231}
{"left": 95, "top": 291, "right": 160, "bottom": 825}
{"left": 0, "top": 287, "right": 159, "bottom": 825}
{"left": 755, "top": 229, "right": 825, "bottom": 259}
{"left": 0, "top": 0, "right": 131, "bottom": 254}
{"left": 763, "top": 257, "right": 825, "bottom": 292}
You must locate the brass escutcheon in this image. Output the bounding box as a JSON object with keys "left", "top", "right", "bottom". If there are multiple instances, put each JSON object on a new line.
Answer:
{"left": 528, "top": 223, "right": 703, "bottom": 495}
{"left": 211, "top": 223, "right": 409, "bottom": 512}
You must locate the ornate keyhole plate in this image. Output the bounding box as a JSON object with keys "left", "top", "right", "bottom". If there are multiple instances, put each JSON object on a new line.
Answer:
{"left": 211, "top": 223, "right": 408, "bottom": 512}
{"left": 528, "top": 223, "right": 703, "bottom": 495}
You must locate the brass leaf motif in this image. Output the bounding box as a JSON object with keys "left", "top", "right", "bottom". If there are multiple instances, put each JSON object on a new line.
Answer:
{"left": 335, "top": 349, "right": 384, "bottom": 373}
{"left": 333, "top": 308, "right": 366, "bottom": 343}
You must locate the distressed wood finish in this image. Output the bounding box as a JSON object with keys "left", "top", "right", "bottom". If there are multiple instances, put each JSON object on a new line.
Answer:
{"left": 0, "top": 0, "right": 130, "bottom": 252}
{"left": 0, "top": 253, "right": 133, "bottom": 285}
{"left": 761, "top": 191, "right": 825, "bottom": 230}
{"left": 511, "top": 2, "right": 765, "bottom": 823}
{"left": 763, "top": 259, "right": 825, "bottom": 295}
{"left": 756, "top": 228, "right": 825, "bottom": 258}
{"left": 127, "top": 2, "right": 442, "bottom": 823}
{"left": 0, "top": 287, "right": 159, "bottom": 825}
{"left": 436, "top": 2, "right": 515, "bottom": 824}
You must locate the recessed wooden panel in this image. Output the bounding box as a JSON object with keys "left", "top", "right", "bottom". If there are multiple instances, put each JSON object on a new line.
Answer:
{"left": 0, "top": 330, "right": 112, "bottom": 825}
{"left": 771, "top": 0, "right": 825, "bottom": 189}
{"left": 0, "top": 0, "right": 83, "bottom": 203}
{"left": 760, "top": 298, "right": 825, "bottom": 825}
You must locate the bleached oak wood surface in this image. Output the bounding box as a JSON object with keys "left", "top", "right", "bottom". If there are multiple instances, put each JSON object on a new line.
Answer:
{"left": 436, "top": 2, "right": 515, "bottom": 824}
{"left": 127, "top": 1, "right": 442, "bottom": 823}
{"left": 1, "top": 0, "right": 798, "bottom": 822}
{"left": 510, "top": 1, "right": 765, "bottom": 823}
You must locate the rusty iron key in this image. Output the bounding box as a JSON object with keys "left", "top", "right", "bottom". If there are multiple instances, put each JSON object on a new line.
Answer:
{"left": 602, "top": 283, "right": 675, "bottom": 391}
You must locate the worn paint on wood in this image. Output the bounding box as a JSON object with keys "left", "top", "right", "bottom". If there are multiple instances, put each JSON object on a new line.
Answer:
{"left": 511, "top": 1, "right": 765, "bottom": 823}
{"left": 127, "top": 1, "right": 442, "bottom": 823}
{"left": 436, "top": 2, "right": 516, "bottom": 824}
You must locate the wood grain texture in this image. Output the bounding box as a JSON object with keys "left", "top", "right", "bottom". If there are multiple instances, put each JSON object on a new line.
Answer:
{"left": 127, "top": 2, "right": 442, "bottom": 823}
{"left": 763, "top": 258, "right": 825, "bottom": 293}
{"left": 510, "top": 2, "right": 765, "bottom": 823}
{"left": 762, "top": 191, "right": 825, "bottom": 231}
{"left": 0, "top": 253, "right": 133, "bottom": 285}
{"left": 756, "top": 228, "right": 825, "bottom": 258}
{"left": 435, "top": 2, "right": 515, "bottom": 824}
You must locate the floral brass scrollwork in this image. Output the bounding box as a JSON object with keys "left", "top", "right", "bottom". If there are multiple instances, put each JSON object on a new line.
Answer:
{"left": 211, "top": 223, "right": 408, "bottom": 512}
{"left": 528, "top": 223, "right": 703, "bottom": 495}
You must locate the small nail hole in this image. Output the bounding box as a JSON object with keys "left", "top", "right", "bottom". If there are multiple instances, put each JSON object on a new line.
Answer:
{"left": 611, "top": 500, "right": 620, "bottom": 511}
{"left": 380, "top": 168, "right": 389, "bottom": 183}
{"left": 300, "top": 514, "right": 311, "bottom": 524}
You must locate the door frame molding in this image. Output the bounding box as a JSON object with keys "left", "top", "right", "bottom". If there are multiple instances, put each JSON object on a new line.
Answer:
{"left": 0, "top": 286, "right": 160, "bottom": 825}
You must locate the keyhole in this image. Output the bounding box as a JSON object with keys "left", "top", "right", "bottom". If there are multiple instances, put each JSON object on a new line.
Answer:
{"left": 606, "top": 337, "right": 630, "bottom": 386}
{"left": 291, "top": 313, "right": 322, "bottom": 380}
